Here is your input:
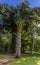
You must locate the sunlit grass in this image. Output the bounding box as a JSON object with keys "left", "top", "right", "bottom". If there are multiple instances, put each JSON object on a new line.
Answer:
{"left": 36, "top": 59, "right": 40, "bottom": 65}
{"left": 8, "top": 56, "right": 40, "bottom": 65}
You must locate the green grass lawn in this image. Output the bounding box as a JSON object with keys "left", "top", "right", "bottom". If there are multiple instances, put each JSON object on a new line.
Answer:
{"left": 8, "top": 56, "right": 40, "bottom": 65}
{"left": 0, "top": 55, "right": 5, "bottom": 60}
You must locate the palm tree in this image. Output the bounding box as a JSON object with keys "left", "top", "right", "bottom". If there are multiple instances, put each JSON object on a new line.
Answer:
{"left": 15, "top": 0, "right": 31, "bottom": 57}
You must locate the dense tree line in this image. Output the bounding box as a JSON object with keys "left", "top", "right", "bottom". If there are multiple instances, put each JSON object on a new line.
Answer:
{"left": 0, "top": 0, "right": 40, "bottom": 57}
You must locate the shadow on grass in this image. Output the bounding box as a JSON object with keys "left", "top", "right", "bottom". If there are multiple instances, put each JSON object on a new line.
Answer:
{"left": 0, "top": 55, "right": 5, "bottom": 60}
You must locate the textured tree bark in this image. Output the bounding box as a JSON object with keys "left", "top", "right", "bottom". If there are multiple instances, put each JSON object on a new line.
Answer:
{"left": 31, "top": 31, "right": 34, "bottom": 54}
{"left": 30, "top": 26, "right": 34, "bottom": 54}
{"left": 16, "top": 26, "right": 22, "bottom": 58}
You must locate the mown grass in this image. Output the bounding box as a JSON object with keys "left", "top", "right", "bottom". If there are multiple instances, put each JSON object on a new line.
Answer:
{"left": 8, "top": 55, "right": 40, "bottom": 65}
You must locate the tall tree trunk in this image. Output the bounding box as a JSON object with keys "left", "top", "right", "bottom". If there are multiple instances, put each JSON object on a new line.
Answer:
{"left": 30, "top": 25, "right": 35, "bottom": 54}
{"left": 31, "top": 30, "right": 34, "bottom": 54}
{"left": 16, "top": 25, "right": 22, "bottom": 58}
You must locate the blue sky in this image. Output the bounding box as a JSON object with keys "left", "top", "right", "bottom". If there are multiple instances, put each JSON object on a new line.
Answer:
{"left": 0, "top": 0, "right": 40, "bottom": 8}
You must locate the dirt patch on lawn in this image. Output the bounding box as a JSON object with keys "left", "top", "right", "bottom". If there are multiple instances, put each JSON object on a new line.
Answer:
{"left": 0, "top": 54, "right": 15, "bottom": 65}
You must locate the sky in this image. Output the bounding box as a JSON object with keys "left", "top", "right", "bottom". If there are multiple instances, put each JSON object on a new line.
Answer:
{"left": 0, "top": 0, "right": 40, "bottom": 8}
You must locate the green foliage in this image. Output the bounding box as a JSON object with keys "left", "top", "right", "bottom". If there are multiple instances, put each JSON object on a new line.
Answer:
{"left": 0, "top": 0, "right": 40, "bottom": 54}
